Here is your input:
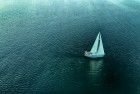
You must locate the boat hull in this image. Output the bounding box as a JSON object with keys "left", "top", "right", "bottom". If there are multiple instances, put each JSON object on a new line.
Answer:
{"left": 84, "top": 51, "right": 105, "bottom": 59}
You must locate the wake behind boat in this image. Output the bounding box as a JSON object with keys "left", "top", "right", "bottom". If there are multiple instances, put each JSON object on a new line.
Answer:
{"left": 84, "top": 32, "right": 105, "bottom": 59}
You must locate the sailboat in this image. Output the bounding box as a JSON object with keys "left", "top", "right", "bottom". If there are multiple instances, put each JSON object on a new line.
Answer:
{"left": 84, "top": 32, "right": 105, "bottom": 59}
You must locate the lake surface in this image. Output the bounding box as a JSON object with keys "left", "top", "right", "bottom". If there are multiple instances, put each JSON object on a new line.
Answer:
{"left": 0, "top": 0, "right": 140, "bottom": 94}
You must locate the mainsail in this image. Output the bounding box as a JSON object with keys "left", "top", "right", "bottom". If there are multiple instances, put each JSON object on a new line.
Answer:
{"left": 90, "top": 32, "right": 105, "bottom": 55}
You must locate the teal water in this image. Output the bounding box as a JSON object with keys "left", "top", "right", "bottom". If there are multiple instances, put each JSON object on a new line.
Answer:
{"left": 0, "top": 0, "right": 140, "bottom": 94}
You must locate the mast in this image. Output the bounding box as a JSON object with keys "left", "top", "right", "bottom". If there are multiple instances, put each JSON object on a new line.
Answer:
{"left": 96, "top": 32, "right": 101, "bottom": 53}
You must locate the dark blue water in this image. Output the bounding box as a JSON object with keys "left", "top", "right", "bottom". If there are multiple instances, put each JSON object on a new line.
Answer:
{"left": 0, "top": 0, "right": 140, "bottom": 94}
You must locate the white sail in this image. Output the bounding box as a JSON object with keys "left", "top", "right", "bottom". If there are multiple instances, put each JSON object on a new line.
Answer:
{"left": 90, "top": 33, "right": 100, "bottom": 53}
{"left": 90, "top": 32, "right": 105, "bottom": 55}
{"left": 97, "top": 34, "right": 105, "bottom": 55}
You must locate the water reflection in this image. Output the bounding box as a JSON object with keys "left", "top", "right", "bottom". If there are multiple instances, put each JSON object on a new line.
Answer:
{"left": 87, "top": 59, "right": 104, "bottom": 93}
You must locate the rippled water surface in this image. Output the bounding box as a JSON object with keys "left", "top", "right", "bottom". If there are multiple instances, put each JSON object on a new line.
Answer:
{"left": 0, "top": 0, "right": 140, "bottom": 94}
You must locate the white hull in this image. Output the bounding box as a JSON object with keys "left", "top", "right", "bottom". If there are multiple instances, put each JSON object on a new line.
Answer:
{"left": 84, "top": 51, "right": 105, "bottom": 59}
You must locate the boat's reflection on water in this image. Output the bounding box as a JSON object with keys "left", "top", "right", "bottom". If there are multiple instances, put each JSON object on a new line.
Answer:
{"left": 87, "top": 59, "right": 104, "bottom": 93}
